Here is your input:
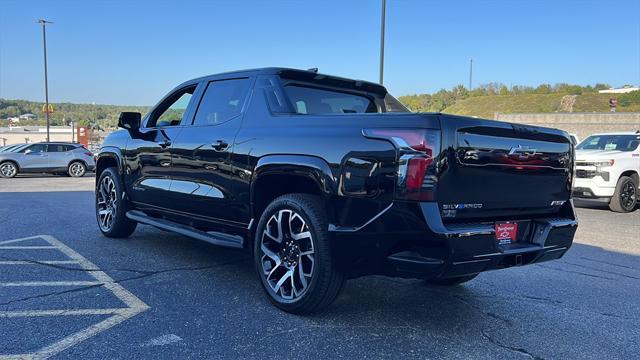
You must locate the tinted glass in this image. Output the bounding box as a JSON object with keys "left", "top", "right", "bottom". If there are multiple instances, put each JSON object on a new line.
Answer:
{"left": 384, "top": 93, "right": 409, "bottom": 112}
{"left": 576, "top": 135, "right": 640, "bottom": 151}
{"left": 193, "top": 78, "right": 251, "bottom": 126}
{"left": 47, "top": 144, "right": 70, "bottom": 152}
{"left": 149, "top": 86, "right": 196, "bottom": 127}
{"left": 21, "top": 144, "right": 47, "bottom": 153}
{"left": 284, "top": 86, "right": 377, "bottom": 114}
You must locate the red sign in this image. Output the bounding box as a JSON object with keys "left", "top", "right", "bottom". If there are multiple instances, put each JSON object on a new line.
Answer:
{"left": 77, "top": 126, "right": 89, "bottom": 147}
{"left": 495, "top": 222, "right": 518, "bottom": 245}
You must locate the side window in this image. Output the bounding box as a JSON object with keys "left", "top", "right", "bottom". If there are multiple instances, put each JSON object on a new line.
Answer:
{"left": 283, "top": 85, "right": 378, "bottom": 114}
{"left": 147, "top": 86, "right": 196, "bottom": 128}
{"left": 192, "top": 78, "right": 251, "bottom": 126}
{"left": 21, "top": 144, "right": 47, "bottom": 154}
{"left": 47, "top": 144, "right": 68, "bottom": 152}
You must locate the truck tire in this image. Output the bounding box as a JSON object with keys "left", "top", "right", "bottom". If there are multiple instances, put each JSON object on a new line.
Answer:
{"left": 425, "top": 274, "right": 478, "bottom": 286}
{"left": 0, "top": 161, "right": 18, "bottom": 178}
{"left": 96, "top": 167, "right": 137, "bottom": 238}
{"left": 254, "top": 194, "right": 345, "bottom": 314}
{"left": 609, "top": 176, "right": 638, "bottom": 213}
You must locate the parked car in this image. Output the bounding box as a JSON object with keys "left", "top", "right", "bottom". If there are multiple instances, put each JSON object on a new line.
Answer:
{"left": 0, "top": 142, "right": 95, "bottom": 178}
{"left": 569, "top": 133, "right": 580, "bottom": 146}
{"left": 574, "top": 131, "right": 640, "bottom": 212}
{"left": 0, "top": 144, "right": 26, "bottom": 153}
{"left": 95, "top": 68, "right": 578, "bottom": 314}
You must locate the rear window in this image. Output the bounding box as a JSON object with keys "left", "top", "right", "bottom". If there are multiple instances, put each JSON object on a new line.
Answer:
{"left": 577, "top": 135, "right": 640, "bottom": 152}
{"left": 284, "top": 85, "right": 377, "bottom": 114}
{"left": 48, "top": 144, "right": 74, "bottom": 152}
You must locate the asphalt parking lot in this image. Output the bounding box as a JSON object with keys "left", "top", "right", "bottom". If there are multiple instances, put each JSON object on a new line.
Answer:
{"left": 0, "top": 175, "right": 638, "bottom": 359}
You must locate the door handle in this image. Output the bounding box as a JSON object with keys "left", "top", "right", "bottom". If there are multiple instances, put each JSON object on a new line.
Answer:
{"left": 212, "top": 140, "right": 229, "bottom": 151}
{"left": 158, "top": 140, "right": 172, "bottom": 148}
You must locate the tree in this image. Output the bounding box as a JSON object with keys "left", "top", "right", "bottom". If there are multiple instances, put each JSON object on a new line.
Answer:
{"left": 535, "top": 84, "right": 552, "bottom": 94}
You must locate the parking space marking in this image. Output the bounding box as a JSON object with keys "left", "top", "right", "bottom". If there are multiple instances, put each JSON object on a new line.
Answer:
{"left": 0, "top": 236, "right": 45, "bottom": 245}
{"left": 0, "top": 281, "right": 102, "bottom": 287}
{"left": 0, "top": 309, "right": 128, "bottom": 318}
{"left": 0, "top": 235, "right": 149, "bottom": 360}
{"left": 0, "top": 261, "right": 79, "bottom": 265}
{"left": 0, "top": 246, "right": 57, "bottom": 250}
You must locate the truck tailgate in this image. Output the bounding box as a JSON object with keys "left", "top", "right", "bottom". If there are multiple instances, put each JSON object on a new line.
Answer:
{"left": 437, "top": 115, "right": 573, "bottom": 221}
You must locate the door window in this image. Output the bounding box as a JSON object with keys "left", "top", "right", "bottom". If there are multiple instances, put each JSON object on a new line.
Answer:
{"left": 21, "top": 144, "right": 47, "bottom": 154}
{"left": 148, "top": 86, "right": 196, "bottom": 128}
{"left": 192, "top": 78, "right": 251, "bottom": 126}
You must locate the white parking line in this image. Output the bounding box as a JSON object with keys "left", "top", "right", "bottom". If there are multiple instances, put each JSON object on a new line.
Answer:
{"left": 0, "top": 235, "right": 149, "bottom": 360}
{"left": 0, "top": 309, "right": 128, "bottom": 318}
{"left": 0, "top": 261, "right": 79, "bottom": 265}
{"left": 0, "top": 246, "right": 57, "bottom": 250}
{"left": 0, "top": 281, "right": 102, "bottom": 287}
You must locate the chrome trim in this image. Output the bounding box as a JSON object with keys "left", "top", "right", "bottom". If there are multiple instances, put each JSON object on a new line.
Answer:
{"left": 328, "top": 203, "right": 393, "bottom": 232}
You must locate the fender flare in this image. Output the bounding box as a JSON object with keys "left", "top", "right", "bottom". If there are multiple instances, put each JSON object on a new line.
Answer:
{"left": 251, "top": 154, "right": 337, "bottom": 196}
{"left": 95, "top": 147, "right": 125, "bottom": 175}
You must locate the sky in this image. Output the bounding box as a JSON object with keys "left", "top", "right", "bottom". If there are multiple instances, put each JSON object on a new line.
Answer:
{"left": 1, "top": 0, "right": 639, "bottom": 106}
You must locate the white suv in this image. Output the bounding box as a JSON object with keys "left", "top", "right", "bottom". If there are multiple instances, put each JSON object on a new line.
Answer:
{"left": 574, "top": 131, "right": 640, "bottom": 212}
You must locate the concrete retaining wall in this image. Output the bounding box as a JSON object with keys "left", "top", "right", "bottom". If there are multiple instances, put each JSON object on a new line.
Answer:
{"left": 494, "top": 112, "right": 640, "bottom": 139}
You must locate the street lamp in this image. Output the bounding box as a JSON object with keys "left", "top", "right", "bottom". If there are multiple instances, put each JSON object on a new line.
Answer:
{"left": 469, "top": 58, "right": 473, "bottom": 90}
{"left": 379, "top": 0, "right": 386, "bottom": 85}
{"left": 38, "top": 19, "right": 53, "bottom": 142}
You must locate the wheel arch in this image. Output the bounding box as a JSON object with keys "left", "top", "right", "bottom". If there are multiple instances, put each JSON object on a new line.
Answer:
{"left": 0, "top": 159, "right": 20, "bottom": 172}
{"left": 250, "top": 155, "right": 337, "bottom": 234}
{"left": 95, "top": 148, "right": 124, "bottom": 180}
{"left": 620, "top": 170, "right": 639, "bottom": 186}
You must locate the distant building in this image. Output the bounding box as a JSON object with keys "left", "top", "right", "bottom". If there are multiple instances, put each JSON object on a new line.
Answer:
{"left": 598, "top": 86, "right": 640, "bottom": 94}
{"left": 18, "top": 113, "right": 37, "bottom": 120}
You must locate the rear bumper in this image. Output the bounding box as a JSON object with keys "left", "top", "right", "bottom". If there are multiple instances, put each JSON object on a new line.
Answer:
{"left": 387, "top": 204, "right": 576, "bottom": 279}
{"left": 331, "top": 201, "right": 577, "bottom": 280}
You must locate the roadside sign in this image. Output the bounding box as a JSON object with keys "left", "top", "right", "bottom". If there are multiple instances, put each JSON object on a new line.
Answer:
{"left": 41, "top": 104, "right": 54, "bottom": 114}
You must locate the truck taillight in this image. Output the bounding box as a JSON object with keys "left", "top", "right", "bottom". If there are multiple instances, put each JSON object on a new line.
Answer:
{"left": 362, "top": 128, "right": 441, "bottom": 201}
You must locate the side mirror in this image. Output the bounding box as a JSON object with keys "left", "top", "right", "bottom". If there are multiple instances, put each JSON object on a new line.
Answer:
{"left": 118, "top": 112, "right": 141, "bottom": 131}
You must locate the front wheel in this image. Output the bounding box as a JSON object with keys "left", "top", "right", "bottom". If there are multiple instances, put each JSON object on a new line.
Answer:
{"left": 254, "top": 194, "right": 344, "bottom": 314}
{"left": 609, "top": 176, "right": 638, "bottom": 213}
{"left": 96, "top": 167, "right": 137, "bottom": 238}
{"left": 0, "top": 161, "right": 18, "bottom": 178}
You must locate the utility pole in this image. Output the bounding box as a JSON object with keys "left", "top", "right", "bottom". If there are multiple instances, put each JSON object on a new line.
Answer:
{"left": 38, "top": 19, "right": 53, "bottom": 142}
{"left": 469, "top": 58, "right": 473, "bottom": 90}
{"left": 379, "top": 0, "right": 386, "bottom": 85}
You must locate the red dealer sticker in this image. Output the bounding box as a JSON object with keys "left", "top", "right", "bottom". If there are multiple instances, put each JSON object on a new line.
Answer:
{"left": 495, "top": 222, "right": 518, "bottom": 245}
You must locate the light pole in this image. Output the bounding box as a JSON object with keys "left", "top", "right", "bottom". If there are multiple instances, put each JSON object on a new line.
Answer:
{"left": 38, "top": 19, "right": 53, "bottom": 142}
{"left": 379, "top": 0, "right": 386, "bottom": 85}
{"left": 469, "top": 58, "right": 473, "bottom": 90}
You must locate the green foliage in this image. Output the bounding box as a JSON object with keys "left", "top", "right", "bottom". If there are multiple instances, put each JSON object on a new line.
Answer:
{"left": 398, "top": 83, "right": 639, "bottom": 118}
{"left": 618, "top": 90, "right": 640, "bottom": 107}
{"left": 0, "top": 99, "right": 150, "bottom": 129}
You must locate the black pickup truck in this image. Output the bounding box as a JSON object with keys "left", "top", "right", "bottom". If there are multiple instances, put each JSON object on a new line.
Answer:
{"left": 96, "top": 68, "right": 578, "bottom": 314}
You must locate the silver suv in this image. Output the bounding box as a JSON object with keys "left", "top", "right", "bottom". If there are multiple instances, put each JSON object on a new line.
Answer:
{"left": 0, "top": 142, "right": 96, "bottom": 178}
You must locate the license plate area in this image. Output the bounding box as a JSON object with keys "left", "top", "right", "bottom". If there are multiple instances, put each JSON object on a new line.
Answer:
{"left": 495, "top": 222, "right": 518, "bottom": 246}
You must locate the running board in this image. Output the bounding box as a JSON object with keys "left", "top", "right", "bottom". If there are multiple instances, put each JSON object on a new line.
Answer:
{"left": 126, "top": 210, "right": 244, "bottom": 249}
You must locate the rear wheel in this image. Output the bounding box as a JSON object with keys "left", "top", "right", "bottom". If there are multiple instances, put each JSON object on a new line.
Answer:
{"left": 68, "top": 161, "right": 86, "bottom": 177}
{"left": 425, "top": 274, "right": 478, "bottom": 286}
{"left": 609, "top": 176, "right": 637, "bottom": 213}
{"left": 254, "top": 194, "right": 345, "bottom": 314}
{"left": 96, "top": 167, "right": 137, "bottom": 238}
{"left": 0, "top": 161, "right": 18, "bottom": 178}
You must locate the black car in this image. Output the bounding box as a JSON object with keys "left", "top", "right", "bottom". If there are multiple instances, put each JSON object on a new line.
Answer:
{"left": 96, "top": 68, "right": 578, "bottom": 314}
